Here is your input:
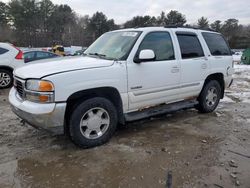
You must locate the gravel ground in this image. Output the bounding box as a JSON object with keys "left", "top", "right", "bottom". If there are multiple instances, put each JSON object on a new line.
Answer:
{"left": 0, "top": 65, "right": 250, "bottom": 188}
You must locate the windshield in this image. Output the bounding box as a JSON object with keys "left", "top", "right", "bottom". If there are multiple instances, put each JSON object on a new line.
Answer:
{"left": 84, "top": 31, "right": 141, "bottom": 60}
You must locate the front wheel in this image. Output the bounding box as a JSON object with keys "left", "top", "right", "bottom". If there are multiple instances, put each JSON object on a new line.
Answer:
{"left": 196, "top": 80, "right": 222, "bottom": 113}
{"left": 69, "top": 97, "right": 118, "bottom": 148}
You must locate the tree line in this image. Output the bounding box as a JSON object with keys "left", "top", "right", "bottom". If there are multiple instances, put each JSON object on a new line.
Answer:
{"left": 0, "top": 0, "right": 249, "bottom": 49}
{"left": 0, "top": 0, "right": 118, "bottom": 47}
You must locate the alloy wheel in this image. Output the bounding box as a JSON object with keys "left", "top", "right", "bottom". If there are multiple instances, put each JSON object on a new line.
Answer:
{"left": 80, "top": 107, "right": 110, "bottom": 139}
{"left": 0, "top": 72, "right": 11, "bottom": 87}
{"left": 205, "top": 87, "right": 218, "bottom": 107}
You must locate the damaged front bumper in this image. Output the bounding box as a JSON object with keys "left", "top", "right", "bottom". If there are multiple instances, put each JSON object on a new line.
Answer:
{"left": 9, "top": 88, "right": 66, "bottom": 134}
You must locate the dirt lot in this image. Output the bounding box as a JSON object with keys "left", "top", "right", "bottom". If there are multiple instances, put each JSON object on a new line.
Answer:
{"left": 0, "top": 65, "right": 250, "bottom": 188}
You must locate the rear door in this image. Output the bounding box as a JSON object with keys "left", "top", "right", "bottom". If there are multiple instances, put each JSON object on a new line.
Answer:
{"left": 175, "top": 31, "right": 209, "bottom": 99}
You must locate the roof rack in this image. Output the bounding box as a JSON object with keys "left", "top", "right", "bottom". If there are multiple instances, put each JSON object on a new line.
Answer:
{"left": 164, "top": 25, "right": 197, "bottom": 29}
{"left": 164, "top": 25, "right": 216, "bottom": 32}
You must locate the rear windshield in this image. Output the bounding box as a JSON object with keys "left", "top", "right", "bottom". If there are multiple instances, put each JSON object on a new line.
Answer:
{"left": 0, "top": 47, "right": 9, "bottom": 55}
{"left": 202, "top": 32, "right": 231, "bottom": 56}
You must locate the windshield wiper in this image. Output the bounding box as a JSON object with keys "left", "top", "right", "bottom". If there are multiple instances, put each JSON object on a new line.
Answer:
{"left": 86, "top": 52, "right": 117, "bottom": 61}
{"left": 87, "top": 52, "right": 106, "bottom": 58}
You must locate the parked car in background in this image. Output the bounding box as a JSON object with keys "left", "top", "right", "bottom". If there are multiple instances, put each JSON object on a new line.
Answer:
{"left": 241, "top": 48, "right": 250, "bottom": 65}
{"left": 73, "top": 48, "right": 87, "bottom": 56}
{"left": 52, "top": 45, "right": 65, "bottom": 56}
{"left": 0, "top": 42, "right": 24, "bottom": 89}
{"left": 64, "top": 46, "right": 86, "bottom": 56}
{"left": 232, "top": 51, "right": 243, "bottom": 64}
{"left": 24, "top": 51, "right": 59, "bottom": 63}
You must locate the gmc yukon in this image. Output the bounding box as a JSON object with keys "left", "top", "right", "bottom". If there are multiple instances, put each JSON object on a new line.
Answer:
{"left": 9, "top": 27, "right": 234, "bottom": 148}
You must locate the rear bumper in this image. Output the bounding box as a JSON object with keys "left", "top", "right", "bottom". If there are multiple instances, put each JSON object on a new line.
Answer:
{"left": 9, "top": 87, "right": 65, "bottom": 134}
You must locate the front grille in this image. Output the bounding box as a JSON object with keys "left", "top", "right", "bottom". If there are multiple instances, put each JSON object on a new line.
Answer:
{"left": 15, "top": 78, "right": 25, "bottom": 99}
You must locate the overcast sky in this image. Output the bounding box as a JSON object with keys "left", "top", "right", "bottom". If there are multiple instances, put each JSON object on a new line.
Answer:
{"left": 3, "top": 0, "right": 250, "bottom": 25}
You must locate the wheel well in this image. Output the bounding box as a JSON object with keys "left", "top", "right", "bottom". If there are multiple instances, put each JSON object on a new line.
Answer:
{"left": 0, "top": 66, "right": 13, "bottom": 73}
{"left": 64, "top": 87, "right": 124, "bottom": 134}
{"left": 204, "top": 73, "right": 225, "bottom": 99}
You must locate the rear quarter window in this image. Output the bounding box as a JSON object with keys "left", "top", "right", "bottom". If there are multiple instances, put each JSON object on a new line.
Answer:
{"left": 202, "top": 32, "right": 231, "bottom": 56}
{"left": 0, "top": 47, "right": 9, "bottom": 55}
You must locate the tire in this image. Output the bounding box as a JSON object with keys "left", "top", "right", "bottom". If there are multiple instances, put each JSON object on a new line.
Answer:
{"left": 196, "top": 80, "right": 222, "bottom": 113}
{"left": 0, "top": 69, "right": 13, "bottom": 89}
{"left": 69, "top": 97, "right": 118, "bottom": 148}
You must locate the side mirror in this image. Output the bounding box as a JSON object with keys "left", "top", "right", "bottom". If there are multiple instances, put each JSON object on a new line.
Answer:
{"left": 135, "top": 49, "right": 155, "bottom": 63}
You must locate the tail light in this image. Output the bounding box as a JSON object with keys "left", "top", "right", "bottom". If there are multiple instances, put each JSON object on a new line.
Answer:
{"left": 11, "top": 45, "right": 24, "bottom": 60}
{"left": 15, "top": 50, "right": 23, "bottom": 60}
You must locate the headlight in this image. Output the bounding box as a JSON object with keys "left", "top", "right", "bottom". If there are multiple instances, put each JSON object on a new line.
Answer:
{"left": 25, "top": 79, "right": 54, "bottom": 103}
{"left": 26, "top": 80, "right": 54, "bottom": 92}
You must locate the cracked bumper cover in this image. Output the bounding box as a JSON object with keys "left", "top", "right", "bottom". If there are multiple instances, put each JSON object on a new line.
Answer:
{"left": 9, "top": 88, "right": 66, "bottom": 134}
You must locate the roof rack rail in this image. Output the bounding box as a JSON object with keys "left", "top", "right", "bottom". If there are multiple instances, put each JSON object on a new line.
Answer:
{"left": 164, "top": 25, "right": 194, "bottom": 29}
{"left": 202, "top": 28, "right": 216, "bottom": 32}
{"left": 164, "top": 25, "right": 216, "bottom": 32}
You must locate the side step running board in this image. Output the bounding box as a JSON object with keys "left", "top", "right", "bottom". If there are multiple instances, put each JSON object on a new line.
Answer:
{"left": 124, "top": 100, "right": 198, "bottom": 122}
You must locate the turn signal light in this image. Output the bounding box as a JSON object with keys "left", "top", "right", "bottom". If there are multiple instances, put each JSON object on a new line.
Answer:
{"left": 39, "top": 81, "right": 54, "bottom": 92}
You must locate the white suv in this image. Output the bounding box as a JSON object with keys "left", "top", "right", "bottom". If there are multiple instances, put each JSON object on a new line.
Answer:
{"left": 0, "top": 43, "right": 24, "bottom": 88}
{"left": 9, "top": 27, "right": 234, "bottom": 148}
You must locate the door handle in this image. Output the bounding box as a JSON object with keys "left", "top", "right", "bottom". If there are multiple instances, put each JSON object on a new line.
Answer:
{"left": 171, "top": 66, "right": 180, "bottom": 73}
{"left": 201, "top": 63, "right": 207, "bottom": 69}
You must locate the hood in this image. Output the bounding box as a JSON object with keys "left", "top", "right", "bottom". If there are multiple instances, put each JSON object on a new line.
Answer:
{"left": 14, "top": 56, "right": 114, "bottom": 79}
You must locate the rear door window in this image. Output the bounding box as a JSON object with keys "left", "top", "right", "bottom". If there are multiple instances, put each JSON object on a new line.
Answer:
{"left": 24, "top": 52, "right": 35, "bottom": 59}
{"left": 202, "top": 32, "right": 231, "bottom": 56}
{"left": 36, "top": 52, "right": 50, "bottom": 58}
{"left": 24, "top": 51, "right": 36, "bottom": 63}
{"left": 177, "top": 33, "right": 204, "bottom": 59}
{"left": 49, "top": 53, "right": 58, "bottom": 57}
{"left": 0, "top": 47, "right": 9, "bottom": 55}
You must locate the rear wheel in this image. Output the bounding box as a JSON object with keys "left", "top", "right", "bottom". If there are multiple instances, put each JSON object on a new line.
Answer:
{"left": 0, "top": 69, "right": 13, "bottom": 89}
{"left": 196, "top": 80, "right": 222, "bottom": 113}
{"left": 69, "top": 97, "right": 118, "bottom": 148}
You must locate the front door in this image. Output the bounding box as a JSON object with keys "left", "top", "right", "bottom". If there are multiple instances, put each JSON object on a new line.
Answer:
{"left": 127, "top": 31, "right": 181, "bottom": 111}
